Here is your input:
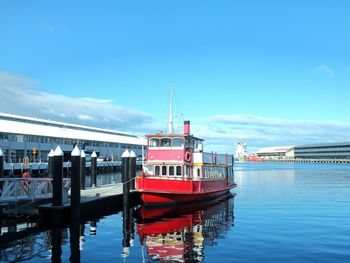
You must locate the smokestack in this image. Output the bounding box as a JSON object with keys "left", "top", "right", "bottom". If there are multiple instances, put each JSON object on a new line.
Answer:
{"left": 184, "top": 121, "right": 190, "bottom": 135}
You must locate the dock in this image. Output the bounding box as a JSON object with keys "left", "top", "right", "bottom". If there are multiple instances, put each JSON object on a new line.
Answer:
{"left": 263, "top": 158, "right": 350, "bottom": 164}
{"left": 0, "top": 179, "right": 141, "bottom": 223}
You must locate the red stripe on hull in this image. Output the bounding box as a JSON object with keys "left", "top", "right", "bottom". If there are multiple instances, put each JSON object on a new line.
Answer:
{"left": 136, "top": 176, "right": 236, "bottom": 205}
{"left": 140, "top": 188, "right": 233, "bottom": 205}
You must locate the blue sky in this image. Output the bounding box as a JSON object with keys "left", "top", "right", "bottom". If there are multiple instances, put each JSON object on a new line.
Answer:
{"left": 1, "top": 0, "right": 350, "bottom": 152}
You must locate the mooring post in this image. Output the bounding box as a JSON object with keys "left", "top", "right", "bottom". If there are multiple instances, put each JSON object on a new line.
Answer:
{"left": 0, "top": 148, "right": 4, "bottom": 177}
{"left": 129, "top": 151, "right": 136, "bottom": 190}
{"left": 51, "top": 229, "right": 62, "bottom": 263}
{"left": 48, "top": 149, "right": 54, "bottom": 178}
{"left": 90, "top": 220, "right": 97, "bottom": 236}
{"left": 69, "top": 222, "right": 81, "bottom": 263}
{"left": 91, "top": 151, "right": 97, "bottom": 187}
{"left": 122, "top": 150, "right": 130, "bottom": 197}
{"left": 122, "top": 149, "right": 131, "bottom": 259}
{"left": 0, "top": 148, "right": 4, "bottom": 191}
{"left": 70, "top": 145, "right": 81, "bottom": 223}
{"left": 52, "top": 146, "right": 63, "bottom": 206}
{"left": 69, "top": 145, "right": 81, "bottom": 263}
{"left": 80, "top": 150, "right": 86, "bottom": 190}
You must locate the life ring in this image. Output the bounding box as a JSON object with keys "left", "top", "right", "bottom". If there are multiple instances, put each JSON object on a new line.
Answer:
{"left": 184, "top": 150, "right": 192, "bottom": 162}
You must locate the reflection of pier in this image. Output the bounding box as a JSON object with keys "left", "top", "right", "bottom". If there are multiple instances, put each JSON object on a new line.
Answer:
{"left": 135, "top": 194, "right": 235, "bottom": 262}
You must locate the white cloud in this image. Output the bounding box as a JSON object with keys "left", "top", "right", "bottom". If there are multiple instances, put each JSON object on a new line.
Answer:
{"left": 77, "top": 114, "right": 96, "bottom": 121}
{"left": 1, "top": 71, "right": 349, "bottom": 154}
{"left": 39, "top": 23, "right": 55, "bottom": 32}
{"left": 0, "top": 71, "right": 154, "bottom": 134}
{"left": 313, "top": 65, "right": 334, "bottom": 78}
{"left": 193, "top": 114, "right": 350, "bottom": 152}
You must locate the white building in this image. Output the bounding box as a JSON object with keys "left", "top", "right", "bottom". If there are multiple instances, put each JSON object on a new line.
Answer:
{"left": 0, "top": 112, "right": 146, "bottom": 163}
{"left": 256, "top": 146, "right": 294, "bottom": 160}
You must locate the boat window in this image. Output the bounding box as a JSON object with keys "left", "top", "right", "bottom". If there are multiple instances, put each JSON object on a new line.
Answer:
{"left": 185, "top": 137, "right": 194, "bottom": 149}
{"left": 185, "top": 138, "right": 190, "bottom": 148}
{"left": 185, "top": 166, "right": 191, "bottom": 178}
{"left": 155, "top": 165, "right": 160, "bottom": 175}
{"left": 160, "top": 138, "right": 171, "bottom": 147}
{"left": 172, "top": 137, "right": 184, "bottom": 147}
{"left": 162, "top": 165, "right": 167, "bottom": 175}
{"left": 149, "top": 138, "right": 160, "bottom": 147}
{"left": 197, "top": 168, "right": 201, "bottom": 177}
{"left": 169, "top": 166, "right": 175, "bottom": 175}
{"left": 195, "top": 140, "right": 203, "bottom": 152}
{"left": 176, "top": 166, "right": 182, "bottom": 176}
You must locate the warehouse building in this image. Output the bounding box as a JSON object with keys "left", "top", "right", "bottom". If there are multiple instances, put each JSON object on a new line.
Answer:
{"left": 256, "top": 142, "right": 350, "bottom": 160}
{"left": 293, "top": 142, "right": 350, "bottom": 159}
{"left": 0, "top": 112, "right": 146, "bottom": 163}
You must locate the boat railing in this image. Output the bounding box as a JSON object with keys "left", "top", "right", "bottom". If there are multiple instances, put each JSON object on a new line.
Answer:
{"left": 202, "top": 152, "right": 234, "bottom": 165}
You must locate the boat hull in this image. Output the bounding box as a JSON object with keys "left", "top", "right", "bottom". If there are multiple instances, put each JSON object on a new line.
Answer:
{"left": 137, "top": 176, "right": 236, "bottom": 205}
{"left": 140, "top": 189, "right": 233, "bottom": 205}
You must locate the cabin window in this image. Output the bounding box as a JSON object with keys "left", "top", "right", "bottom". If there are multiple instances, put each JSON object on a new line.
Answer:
{"left": 150, "top": 138, "right": 160, "bottom": 147}
{"left": 185, "top": 138, "right": 191, "bottom": 148}
{"left": 155, "top": 165, "right": 160, "bottom": 175}
{"left": 172, "top": 138, "right": 184, "bottom": 147}
{"left": 185, "top": 166, "right": 192, "bottom": 178}
{"left": 169, "top": 166, "right": 175, "bottom": 175}
{"left": 176, "top": 166, "right": 182, "bottom": 176}
{"left": 162, "top": 165, "right": 167, "bottom": 175}
{"left": 160, "top": 138, "right": 171, "bottom": 147}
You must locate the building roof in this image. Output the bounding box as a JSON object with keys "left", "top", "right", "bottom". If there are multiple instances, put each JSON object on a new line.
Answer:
{"left": 0, "top": 112, "right": 146, "bottom": 146}
{"left": 256, "top": 146, "right": 294, "bottom": 154}
{"left": 294, "top": 142, "right": 350, "bottom": 149}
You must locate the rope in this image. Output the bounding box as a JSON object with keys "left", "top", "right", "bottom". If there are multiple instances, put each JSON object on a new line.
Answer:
{"left": 88, "top": 176, "right": 137, "bottom": 196}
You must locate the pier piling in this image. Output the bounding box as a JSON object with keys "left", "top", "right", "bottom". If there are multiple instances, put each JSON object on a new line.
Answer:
{"left": 0, "top": 148, "right": 4, "bottom": 178}
{"left": 0, "top": 148, "right": 3, "bottom": 190}
{"left": 70, "top": 145, "right": 81, "bottom": 223}
{"left": 80, "top": 150, "right": 86, "bottom": 190}
{"left": 51, "top": 229, "right": 63, "bottom": 262}
{"left": 48, "top": 149, "right": 54, "bottom": 178}
{"left": 121, "top": 149, "right": 132, "bottom": 258}
{"left": 129, "top": 151, "right": 136, "bottom": 190}
{"left": 122, "top": 150, "right": 130, "bottom": 198}
{"left": 52, "top": 146, "right": 64, "bottom": 207}
{"left": 91, "top": 151, "right": 97, "bottom": 187}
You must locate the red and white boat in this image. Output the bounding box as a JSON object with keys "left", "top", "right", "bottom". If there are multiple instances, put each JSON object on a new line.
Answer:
{"left": 136, "top": 94, "right": 236, "bottom": 205}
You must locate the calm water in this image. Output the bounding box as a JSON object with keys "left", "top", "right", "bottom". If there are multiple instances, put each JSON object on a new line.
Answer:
{"left": 1, "top": 162, "right": 350, "bottom": 262}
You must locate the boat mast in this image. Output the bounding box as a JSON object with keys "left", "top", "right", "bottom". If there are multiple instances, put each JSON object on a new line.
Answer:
{"left": 167, "top": 86, "right": 174, "bottom": 134}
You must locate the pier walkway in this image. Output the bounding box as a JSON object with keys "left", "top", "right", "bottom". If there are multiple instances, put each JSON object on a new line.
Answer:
{"left": 0, "top": 177, "right": 135, "bottom": 218}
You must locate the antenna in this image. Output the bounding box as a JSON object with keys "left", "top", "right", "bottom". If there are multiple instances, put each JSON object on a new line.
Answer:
{"left": 167, "top": 85, "right": 174, "bottom": 134}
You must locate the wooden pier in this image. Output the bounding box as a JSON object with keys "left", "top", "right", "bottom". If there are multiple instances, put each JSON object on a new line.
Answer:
{"left": 263, "top": 158, "right": 350, "bottom": 164}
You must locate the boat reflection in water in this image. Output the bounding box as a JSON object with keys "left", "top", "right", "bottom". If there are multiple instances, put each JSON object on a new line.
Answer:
{"left": 135, "top": 193, "right": 235, "bottom": 262}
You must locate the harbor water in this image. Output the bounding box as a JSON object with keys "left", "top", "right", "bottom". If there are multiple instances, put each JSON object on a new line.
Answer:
{"left": 1, "top": 162, "right": 350, "bottom": 262}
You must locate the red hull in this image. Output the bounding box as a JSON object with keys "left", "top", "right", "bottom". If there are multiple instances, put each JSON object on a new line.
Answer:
{"left": 140, "top": 189, "right": 232, "bottom": 205}
{"left": 137, "top": 176, "right": 236, "bottom": 205}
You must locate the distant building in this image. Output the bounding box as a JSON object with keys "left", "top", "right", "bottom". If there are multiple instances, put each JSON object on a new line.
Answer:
{"left": 0, "top": 112, "right": 146, "bottom": 163}
{"left": 256, "top": 146, "right": 294, "bottom": 160}
{"left": 256, "top": 142, "right": 350, "bottom": 160}
{"left": 293, "top": 142, "right": 350, "bottom": 159}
